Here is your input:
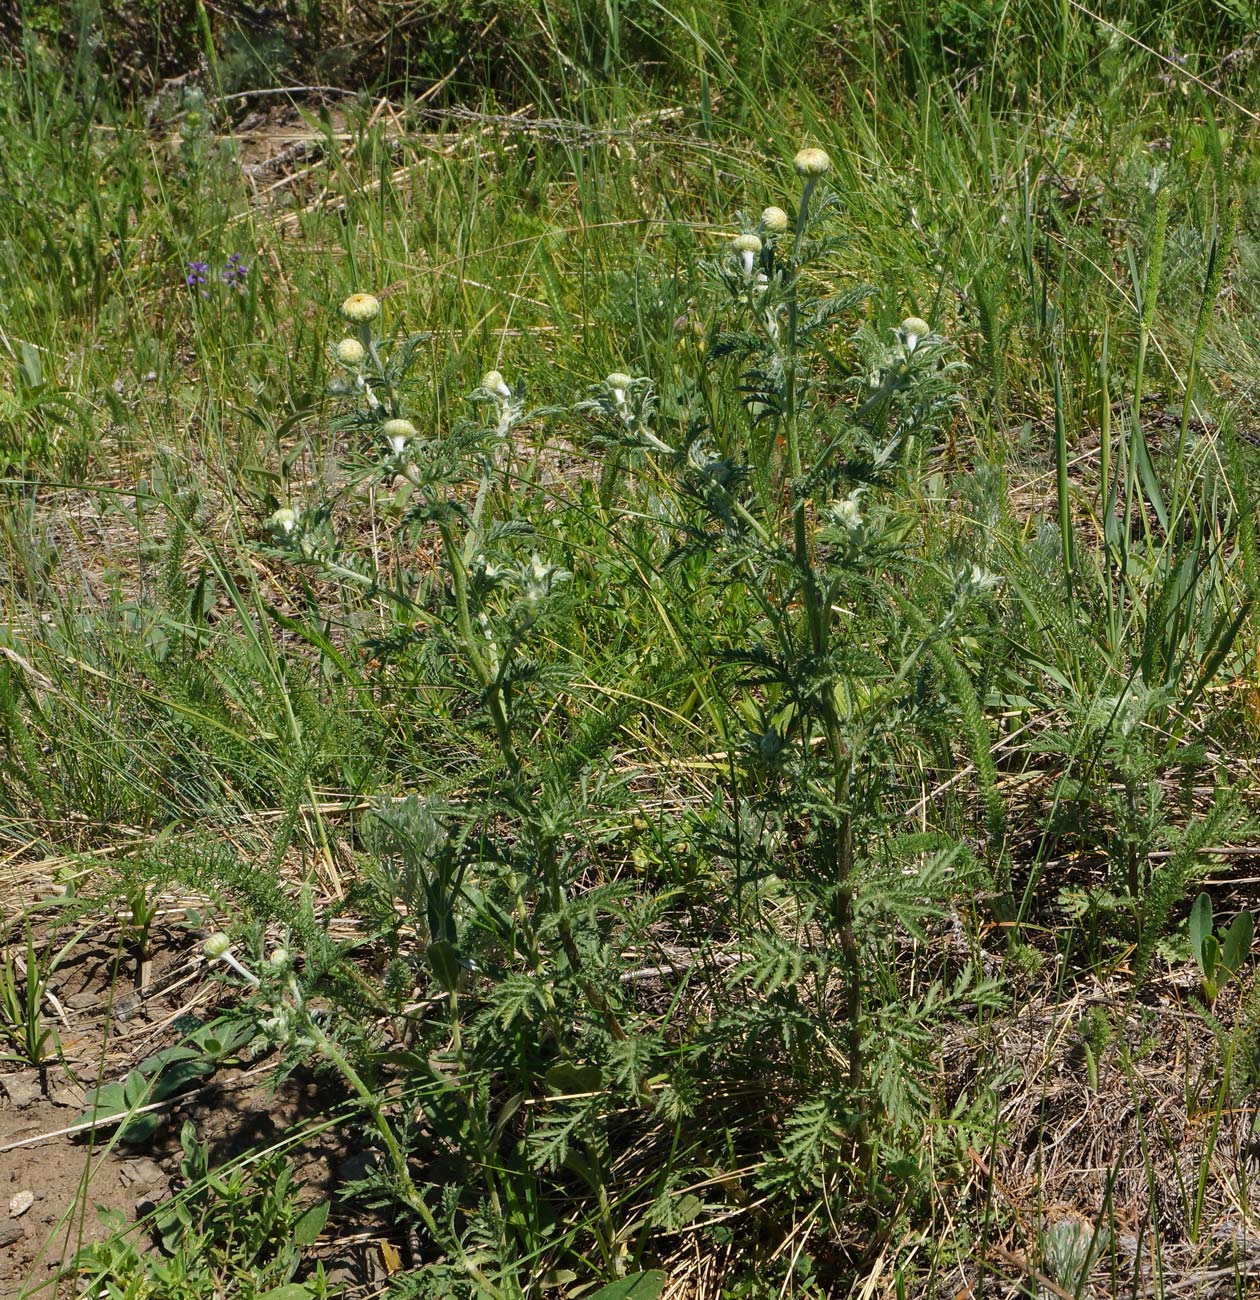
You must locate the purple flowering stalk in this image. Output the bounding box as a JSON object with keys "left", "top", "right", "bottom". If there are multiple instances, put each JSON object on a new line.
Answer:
{"left": 221, "top": 252, "right": 248, "bottom": 289}
{"left": 186, "top": 260, "right": 210, "bottom": 297}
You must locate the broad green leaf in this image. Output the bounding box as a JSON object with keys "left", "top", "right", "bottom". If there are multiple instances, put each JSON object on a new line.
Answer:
{"left": 1189, "top": 893, "right": 1212, "bottom": 971}
{"left": 426, "top": 939, "right": 462, "bottom": 993}
{"left": 293, "top": 1199, "right": 330, "bottom": 1246}
{"left": 1221, "top": 910, "right": 1253, "bottom": 977}
{"left": 118, "top": 1110, "right": 164, "bottom": 1144}
{"left": 584, "top": 1271, "right": 668, "bottom": 1300}
{"left": 18, "top": 341, "right": 43, "bottom": 388}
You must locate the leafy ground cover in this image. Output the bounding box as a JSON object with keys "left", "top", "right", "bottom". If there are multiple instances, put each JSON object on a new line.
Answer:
{"left": 4, "top": 2, "right": 1260, "bottom": 1297}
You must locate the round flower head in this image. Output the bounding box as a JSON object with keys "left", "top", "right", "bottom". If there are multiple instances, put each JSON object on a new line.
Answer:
{"left": 899, "top": 316, "right": 931, "bottom": 352}
{"left": 203, "top": 932, "right": 260, "bottom": 986}
{"left": 382, "top": 417, "right": 417, "bottom": 455}
{"left": 203, "top": 932, "right": 233, "bottom": 959}
{"left": 341, "top": 292, "right": 381, "bottom": 324}
{"left": 267, "top": 947, "right": 290, "bottom": 968}
{"left": 605, "top": 372, "right": 633, "bottom": 405}
{"left": 733, "top": 232, "right": 763, "bottom": 279}
{"left": 760, "top": 205, "right": 789, "bottom": 234}
{"left": 793, "top": 147, "right": 831, "bottom": 178}
{"left": 335, "top": 337, "right": 366, "bottom": 366}
{"left": 482, "top": 370, "right": 511, "bottom": 400}
{"left": 269, "top": 506, "right": 299, "bottom": 534}
{"left": 831, "top": 496, "right": 862, "bottom": 532}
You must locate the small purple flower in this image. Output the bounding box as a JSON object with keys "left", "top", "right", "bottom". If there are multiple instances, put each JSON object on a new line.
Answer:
{"left": 186, "top": 260, "right": 210, "bottom": 296}
{"left": 220, "top": 253, "right": 248, "bottom": 289}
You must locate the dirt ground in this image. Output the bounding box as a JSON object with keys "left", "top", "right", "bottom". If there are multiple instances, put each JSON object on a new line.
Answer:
{"left": 0, "top": 923, "right": 395, "bottom": 1298}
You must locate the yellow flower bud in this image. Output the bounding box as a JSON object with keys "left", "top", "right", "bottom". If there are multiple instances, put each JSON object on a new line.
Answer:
{"left": 760, "top": 206, "right": 789, "bottom": 234}
{"left": 382, "top": 417, "right": 417, "bottom": 454}
{"left": 899, "top": 317, "right": 931, "bottom": 352}
{"left": 482, "top": 370, "right": 511, "bottom": 400}
{"left": 733, "top": 233, "right": 763, "bottom": 278}
{"left": 341, "top": 292, "right": 381, "bottom": 324}
{"left": 793, "top": 147, "right": 831, "bottom": 178}
{"left": 335, "top": 337, "right": 365, "bottom": 366}
{"left": 203, "top": 933, "right": 233, "bottom": 959}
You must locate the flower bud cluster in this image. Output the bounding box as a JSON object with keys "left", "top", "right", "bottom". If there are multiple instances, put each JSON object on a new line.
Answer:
{"left": 337, "top": 291, "right": 386, "bottom": 409}
{"left": 203, "top": 933, "right": 313, "bottom": 1048}
{"left": 522, "top": 553, "right": 570, "bottom": 605}
{"left": 828, "top": 494, "right": 863, "bottom": 534}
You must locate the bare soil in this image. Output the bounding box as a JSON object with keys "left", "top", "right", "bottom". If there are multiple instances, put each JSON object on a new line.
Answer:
{"left": 0, "top": 924, "right": 391, "bottom": 1298}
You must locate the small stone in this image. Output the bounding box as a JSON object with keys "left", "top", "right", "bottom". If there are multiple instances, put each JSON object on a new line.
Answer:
{"left": 0, "top": 1073, "right": 43, "bottom": 1109}
{"left": 50, "top": 1083, "right": 86, "bottom": 1109}
{"left": 64, "top": 992, "right": 98, "bottom": 1011}
{"left": 8, "top": 1191, "right": 34, "bottom": 1218}
{"left": 0, "top": 1219, "right": 22, "bottom": 1248}
{"left": 121, "top": 1157, "right": 165, "bottom": 1188}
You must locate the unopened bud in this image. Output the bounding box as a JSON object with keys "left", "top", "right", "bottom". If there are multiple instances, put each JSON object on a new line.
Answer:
{"left": 482, "top": 370, "right": 511, "bottom": 400}
{"left": 341, "top": 293, "right": 381, "bottom": 324}
{"left": 269, "top": 506, "right": 298, "bottom": 535}
{"left": 793, "top": 147, "right": 831, "bottom": 178}
{"left": 203, "top": 933, "right": 232, "bottom": 959}
{"left": 733, "top": 232, "right": 763, "bottom": 279}
{"left": 335, "top": 338, "right": 366, "bottom": 366}
{"left": 605, "top": 372, "right": 633, "bottom": 405}
{"left": 382, "top": 417, "right": 417, "bottom": 455}
{"left": 899, "top": 317, "right": 931, "bottom": 352}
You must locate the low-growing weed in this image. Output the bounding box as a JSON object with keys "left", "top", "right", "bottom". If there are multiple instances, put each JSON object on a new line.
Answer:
{"left": 0, "top": 921, "right": 75, "bottom": 1071}
{"left": 75, "top": 1119, "right": 334, "bottom": 1300}
{"left": 75, "top": 1016, "right": 256, "bottom": 1144}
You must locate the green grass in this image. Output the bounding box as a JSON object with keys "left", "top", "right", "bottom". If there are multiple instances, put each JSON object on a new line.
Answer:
{"left": 4, "top": 3, "right": 1260, "bottom": 1297}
